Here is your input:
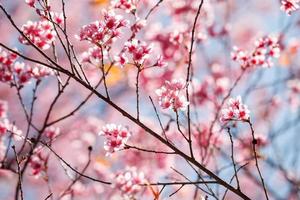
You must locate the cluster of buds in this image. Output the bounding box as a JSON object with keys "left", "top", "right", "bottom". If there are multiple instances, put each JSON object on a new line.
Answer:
{"left": 220, "top": 96, "right": 250, "bottom": 123}
{"left": 231, "top": 36, "right": 280, "bottom": 68}
{"left": 0, "top": 48, "right": 53, "bottom": 85}
{"left": 99, "top": 124, "right": 131, "bottom": 155}
{"left": 281, "top": 0, "right": 300, "bottom": 15}
{"left": 113, "top": 167, "right": 145, "bottom": 198}
{"left": 156, "top": 79, "right": 189, "bottom": 111}
{"left": 29, "top": 147, "right": 47, "bottom": 177}
{"left": 111, "top": 0, "right": 137, "bottom": 13}
{"left": 19, "top": 20, "right": 57, "bottom": 50}
{"left": 78, "top": 10, "right": 128, "bottom": 46}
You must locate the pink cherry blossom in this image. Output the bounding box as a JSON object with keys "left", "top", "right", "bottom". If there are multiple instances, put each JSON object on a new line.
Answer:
{"left": 81, "top": 46, "right": 107, "bottom": 66}
{"left": 114, "top": 53, "right": 128, "bottom": 68}
{"left": 50, "top": 12, "right": 64, "bottom": 25}
{"left": 153, "top": 55, "right": 168, "bottom": 68}
{"left": 29, "top": 147, "right": 47, "bottom": 177}
{"left": 220, "top": 96, "right": 250, "bottom": 122}
{"left": 78, "top": 10, "right": 128, "bottom": 46}
{"left": 231, "top": 35, "right": 280, "bottom": 68}
{"left": 25, "top": 0, "right": 35, "bottom": 7}
{"left": 156, "top": 79, "right": 189, "bottom": 111}
{"left": 131, "top": 19, "right": 147, "bottom": 34}
{"left": 281, "top": 0, "right": 300, "bottom": 15}
{"left": 111, "top": 0, "right": 137, "bottom": 13}
{"left": 99, "top": 124, "right": 131, "bottom": 155}
{"left": 44, "top": 126, "right": 60, "bottom": 140}
{"left": 19, "top": 20, "right": 57, "bottom": 50}
{"left": 124, "top": 39, "right": 153, "bottom": 65}
{"left": 113, "top": 167, "right": 145, "bottom": 198}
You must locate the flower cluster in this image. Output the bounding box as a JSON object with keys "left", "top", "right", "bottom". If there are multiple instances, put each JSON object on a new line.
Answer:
{"left": 114, "top": 39, "right": 165, "bottom": 68}
{"left": 126, "top": 40, "right": 154, "bottom": 66}
{"left": 113, "top": 167, "right": 145, "bottom": 198}
{"left": 78, "top": 10, "right": 128, "bottom": 46}
{"left": 29, "top": 147, "right": 47, "bottom": 177}
{"left": 99, "top": 124, "right": 130, "bottom": 155}
{"left": 156, "top": 79, "right": 189, "bottom": 111}
{"left": 231, "top": 36, "right": 280, "bottom": 68}
{"left": 281, "top": 0, "right": 300, "bottom": 15}
{"left": 220, "top": 96, "right": 250, "bottom": 122}
{"left": 111, "top": 0, "right": 137, "bottom": 13}
{"left": 19, "top": 20, "right": 57, "bottom": 50}
{"left": 0, "top": 48, "right": 53, "bottom": 85}
{"left": 0, "top": 100, "right": 22, "bottom": 140}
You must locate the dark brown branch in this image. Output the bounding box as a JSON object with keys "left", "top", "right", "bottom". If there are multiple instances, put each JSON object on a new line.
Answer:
{"left": 12, "top": 146, "right": 24, "bottom": 200}
{"left": 246, "top": 120, "right": 269, "bottom": 200}
{"left": 185, "top": 0, "right": 204, "bottom": 159}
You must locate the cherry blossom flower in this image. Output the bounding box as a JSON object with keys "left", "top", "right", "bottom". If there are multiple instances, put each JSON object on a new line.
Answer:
{"left": 44, "top": 126, "right": 60, "bottom": 140}
{"left": 78, "top": 10, "right": 128, "bottom": 46}
{"left": 81, "top": 46, "right": 107, "bottom": 66}
{"left": 113, "top": 167, "right": 146, "bottom": 198}
{"left": 156, "top": 79, "right": 189, "bottom": 111}
{"left": 25, "top": 0, "right": 35, "bottom": 7}
{"left": 231, "top": 35, "right": 280, "bottom": 68}
{"left": 0, "top": 99, "right": 22, "bottom": 140}
{"left": 99, "top": 124, "right": 130, "bottom": 155}
{"left": 111, "top": 0, "right": 137, "bottom": 13}
{"left": 153, "top": 55, "right": 168, "bottom": 68}
{"left": 31, "top": 65, "right": 54, "bottom": 79}
{"left": 220, "top": 96, "right": 250, "bottom": 122}
{"left": 19, "top": 20, "right": 57, "bottom": 50}
{"left": 131, "top": 19, "right": 146, "bottom": 34}
{"left": 169, "top": 30, "right": 184, "bottom": 46}
{"left": 0, "top": 48, "right": 53, "bottom": 85}
{"left": 124, "top": 39, "right": 153, "bottom": 65}
{"left": 29, "top": 147, "right": 47, "bottom": 177}
{"left": 0, "top": 120, "right": 8, "bottom": 136}
{"left": 50, "top": 12, "right": 64, "bottom": 25}
{"left": 281, "top": 0, "right": 300, "bottom": 15}
{"left": 114, "top": 53, "right": 128, "bottom": 68}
